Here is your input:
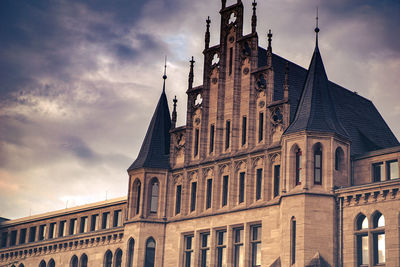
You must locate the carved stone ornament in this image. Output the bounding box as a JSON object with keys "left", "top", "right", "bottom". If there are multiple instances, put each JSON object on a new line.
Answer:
{"left": 192, "top": 93, "right": 203, "bottom": 109}
{"left": 219, "top": 163, "right": 231, "bottom": 174}
{"left": 188, "top": 171, "right": 198, "bottom": 182}
{"left": 202, "top": 167, "right": 214, "bottom": 178}
{"left": 258, "top": 100, "right": 265, "bottom": 108}
{"left": 251, "top": 156, "right": 264, "bottom": 168}
{"left": 240, "top": 42, "right": 251, "bottom": 63}
{"left": 255, "top": 73, "right": 267, "bottom": 92}
{"left": 212, "top": 77, "right": 218, "bottom": 84}
{"left": 229, "top": 36, "right": 235, "bottom": 43}
{"left": 270, "top": 107, "right": 283, "bottom": 125}
{"left": 195, "top": 118, "right": 201, "bottom": 125}
{"left": 268, "top": 153, "right": 281, "bottom": 163}
{"left": 172, "top": 174, "right": 183, "bottom": 185}
{"left": 234, "top": 160, "right": 247, "bottom": 171}
{"left": 243, "top": 67, "right": 249, "bottom": 75}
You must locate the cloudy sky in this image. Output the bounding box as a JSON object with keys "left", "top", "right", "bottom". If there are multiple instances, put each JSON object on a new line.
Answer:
{"left": 0, "top": 0, "right": 399, "bottom": 219}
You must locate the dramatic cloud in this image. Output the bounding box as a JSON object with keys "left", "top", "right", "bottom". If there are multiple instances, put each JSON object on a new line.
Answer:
{"left": 0, "top": 0, "right": 399, "bottom": 219}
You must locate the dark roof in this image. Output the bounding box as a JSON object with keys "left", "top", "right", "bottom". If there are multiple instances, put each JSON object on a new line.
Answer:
{"left": 128, "top": 90, "right": 171, "bottom": 171}
{"left": 284, "top": 45, "right": 349, "bottom": 138}
{"left": 258, "top": 46, "right": 399, "bottom": 156}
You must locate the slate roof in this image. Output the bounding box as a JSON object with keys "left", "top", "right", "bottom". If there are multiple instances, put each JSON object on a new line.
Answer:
{"left": 128, "top": 89, "right": 171, "bottom": 171}
{"left": 258, "top": 46, "right": 399, "bottom": 156}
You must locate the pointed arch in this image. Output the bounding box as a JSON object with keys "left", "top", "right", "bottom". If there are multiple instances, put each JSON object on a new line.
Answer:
{"left": 80, "top": 253, "right": 88, "bottom": 267}
{"left": 313, "top": 142, "right": 323, "bottom": 185}
{"left": 48, "top": 258, "right": 55, "bottom": 267}
{"left": 104, "top": 250, "right": 113, "bottom": 267}
{"left": 149, "top": 178, "right": 159, "bottom": 213}
{"left": 132, "top": 178, "right": 141, "bottom": 216}
{"left": 355, "top": 213, "right": 368, "bottom": 230}
{"left": 372, "top": 211, "right": 385, "bottom": 228}
{"left": 18, "top": 264, "right": 25, "bottom": 267}
{"left": 70, "top": 255, "right": 78, "bottom": 267}
{"left": 114, "top": 248, "right": 122, "bottom": 267}
{"left": 335, "top": 147, "right": 344, "bottom": 171}
{"left": 39, "top": 260, "right": 46, "bottom": 267}
{"left": 290, "top": 144, "right": 302, "bottom": 186}
{"left": 126, "top": 238, "right": 135, "bottom": 267}
{"left": 144, "top": 237, "right": 156, "bottom": 267}
{"left": 290, "top": 216, "right": 296, "bottom": 265}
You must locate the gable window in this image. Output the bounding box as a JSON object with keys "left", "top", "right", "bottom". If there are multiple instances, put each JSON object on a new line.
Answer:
{"left": 175, "top": 185, "right": 182, "bottom": 215}
{"left": 258, "top": 112, "right": 264, "bottom": 142}
{"left": 222, "top": 175, "right": 229, "bottom": 207}
{"left": 225, "top": 120, "right": 231, "bottom": 150}
{"left": 238, "top": 172, "right": 245, "bottom": 204}
{"left": 274, "top": 165, "right": 280, "bottom": 197}
{"left": 216, "top": 230, "right": 227, "bottom": 267}
{"left": 190, "top": 182, "right": 197, "bottom": 212}
{"left": 373, "top": 162, "right": 384, "bottom": 182}
{"left": 242, "top": 116, "right": 247, "bottom": 146}
{"left": 251, "top": 225, "right": 262, "bottom": 267}
{"left": 150, "top": 179, "right": 159, "bottom": 213}
{"left": 184, "top": 235, "right": 194, "bottom": 267}
{"left": 387, "top": 160, "right": 399, "bottom": 180}
{"left": 314, "top": 144, "right": 322, "bottom": 185}
{"left": 200, "top": 233, "right": 210, "bottom": 267}
{"left": 145, "top": 238, "right": 156, "bottom": 267}
{"left": 206, "top": 179, "right": 213, "bottom": 209}
{"left": 194, "top": 128, "right": 200, "bottom": 157}
{"left": 256, "top": 168, "right": 262, "bottom": 200}
{"left": 295, "top": 149, "right": 302, "bottom": 185}
{"left": 210, "top": 124, "right": 215, "bottom": 154}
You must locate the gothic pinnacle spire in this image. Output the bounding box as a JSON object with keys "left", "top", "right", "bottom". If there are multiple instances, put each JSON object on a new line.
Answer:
{"left": 222, "top": 0, "right": 226, "bottom": 9}
{"left": 205, "top": 16, "right": 211, "bottom": 49}
{"left": 267, "top": 29, "right": 273, "bottom": 51}
{"left": 162, "top": 56, "right": 167, "bottom": 93}
{"left": 315, "top": 7, "right": 320, "bottom": 48}
{"left": 188, "top": 57, "right": 195, "bottom": 90}
{"left": 171, "top": 95, "right": 177, "bottom": 129}
{"left": 251, "top": 0, "right": 257, "bottom": 33}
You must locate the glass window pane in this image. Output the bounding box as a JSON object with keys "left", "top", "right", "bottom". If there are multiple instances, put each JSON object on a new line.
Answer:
{"left": 389, "top": 161, "right": 399, "bottom": 179}
{"left": 361, "top": 217, "right": 368, "bottom": 229}
{"left": 362, "top": 235, "right": 369, "bottom": 265}
{"left": 378, "top": 233, "right": 385, "bottom": 263}
{"left": 377, "top": 215, "right": 385, "bottom": 227}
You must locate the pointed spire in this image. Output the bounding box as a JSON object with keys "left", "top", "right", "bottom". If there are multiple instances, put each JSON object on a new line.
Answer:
{"left": 188, "top": 56, "right": 195, "bottom": 90}
{"left": 171, "top": 96, "right": 177, "bottom": 129}
{"left": 162, "top": 56, "right": 167, "bottom": 93}
{"left": 315, "top": 7, "right": 320, "bottom": 48}
{"left": 284, "top": 61, "right": 289, "bottom": 100}
{"left": 251, "top": 0, "right": 257, "bottom": 33}
{"left": 267, "top": 29, "right": 273, "bottom": 67}
{"left": 205, "top": 16, "right": 211, "bottom": 49}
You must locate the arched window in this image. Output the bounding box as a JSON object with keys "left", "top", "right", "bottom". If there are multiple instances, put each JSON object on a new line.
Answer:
{"left": 372, "top": 212, "right": 385, "bottom": 264}
{"left": 355, "top": 214, "right": 369, "bottom": 266}
{"left": 39, "top": 260, "right": 46, "bottom": 267}
{"left": 127, "top": 238, "right": 135, "bottom": 267}
{"left": 70, "top": 255, "right": 78, "bottom": 267}
{"left": 133, "top": 179, "right": 141, "bottom": 216}
{"left": 114, "top": 249, "right": 122, "bottom": 267}
{"left": 295, "top": 148, "right": 302, "bottom": 185}
{"left": 80, "top": 254, "right": 88, "bottom": 267}
{"left": 150, "top": 179, "right": 159, "bottom": 213}
{"left": 335, "top": 147, "right": 344, "bottom": 171}
{"left": 11, "top": 265, "right": 16, "bottom": 267}
{"left": 144, "top": 237, "right": 156, "bottom": 267}
{"left": 314, "top": 144, "right": 322, "bottom": 185}
{"left": 48, "top": 259, "right": 55, "bottom": 267}
{"left": 290, "top": 217, "right": 296, "bottom": 265}
{"left": 18, "top": 264, "right": 24, "bottom": 267}
{"left": 104, "top": 250, "right": 112, "bottom": 267}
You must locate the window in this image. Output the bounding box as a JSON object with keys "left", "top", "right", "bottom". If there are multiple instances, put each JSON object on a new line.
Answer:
{"left": 335, "top": 147, "right": 343, "bottom": 171}
{"left": 104, "top": 250, "right": 112, "bottom": 267}
{"left": 194, "top": 128, "right": 200, "bottom": 157}
{"left": 291, "top": 218, "right": 296, "bottom": 265}
{"left": 387, "top": 160, "right": 399, "bottom": 180}
{"left": 229, "top": 47, "right": 233, "bottom": 75}
{"left": 251, "top": 225, "right": 262, "bottom": 267}
{"left": 150, "top": 179, "right": 159, "bottom": 213}
{"left": 48, "top": 259, "right": 55, "bottom": 267}
{"left": 115, "top": 249, "right": 122, "bottom": 267}
{"left": 206, "top": 179, "right": 213, "bottom": 209}
{"left": 373, "top": 162, "right": 384, "bottom": 182}
{"left": 233, "top": 228, "right": 244, "bottom": 267}
{"left": 356, "top": 214, "right": 369, "bottom": 266}
{"left": 184, "top": 235, "right": 194, "bottom": 267}
{"left": 242, "top": 116, "right": 247, "bottom": 146}
{"left": 39, "top": 260, "right": 46, "bottom": 267}
{"left": 102, "top": 212, "right": 110, "bottom": 229}
{"left": 113, "top": 210, "right": 122, "bottom": 227}
{"left": 39, "top": 224, "right": 46, "bottom": 240}
{"left": 59, "top": 221, "right": 66, "bottom": 237}
{"left": 69, "top": 219, "right": 77, "bottom": 235}
{"left": 200, "top": 233, "right": 210, "bottom": 267}
{"left": 175, "top": 185, "right": 182, "bottom": 215}
{"left": 70, "top": 255, "right": 78, "bottom": 267}
{"left": 258, "top": 112, "right": 263, "bottom": 142}
{"left": 314, "top": 144, "right": 322, "bottom": 185}
{"left": 190, "top": 182, "right": 197, "bottom": 212}
{"left": 210, "top": 124, "right": 215, "bottom": 153}
{"left": 222, "top": 175, "right": 229, "bottom": 207}
{"left": 80, "top": 217, "right": 88, "bottom": 233}
{"left": 295, "top": 149, "right": 302, "bottom": 185}
{"left": 144, "top": 238, "right": 156, "bottom": 267}
{"left": 91, "top": 214, "right": 99, "bottom": 231}
{"left": 48, "top": 223, "right": 56, "bottom": 239}
{"left": 19, "top": 228, "right": 26, "bottom": 244}
{"left": 238, "top": 172, "right": 245, "bottom": 204}
{"left": 225, "top": 120, "right": 230, "bottom": 150}
{"left": 256, "top": 169, "right": 262, "bottom": 200}
{"left": 134, "top": 179, "right": 141, "bottom": 215}
{"left": 29, "top": 226, "right": 36, "bottom": 242}
{"left": 1, "top": 232, "right": 7, "bottom": 248}
{"left": 10, "top": 230, "right": 17, "bottom": 246}
{"left": 216, "top": 230, "right": 227, "bottom": 267}
{"left": 127, "top": 238, "right": 135, "bottom": 267}
{"left": 373, "top": 213, "right": 385, "bottom": 265}
{"left": 80, "top": 254, "right": 87, "bottom": 267}
{"left": 274, "top": 165, "right": 280, "bottom": 197}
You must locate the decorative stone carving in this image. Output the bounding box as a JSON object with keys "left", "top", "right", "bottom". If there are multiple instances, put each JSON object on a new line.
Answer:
{"left": 255, "top": 73, "right": 267, "bottom": 92}
{"left": 202, "top": 167, "right": 214, "bottom": 178}
{"left": 172, "top": 174, "right": 183, "bottom": 185}
{"left": 188, "top": 171, "right": 198, "bottom": 182}
{"left": 243, "top": 67, "right": 249, "bottom": 75}
{"left": 270, "top": 107, "right": 283, "bottom": 126}
{"left": 234, "top": 160, "right": 247, "bottom": 171}
{"left": 219, "top": 163, "right": 231, "bottom": 174}
{"left": 268, "top": 153, "right": 281, "bottom": 163}
{"left": 251, "top": 156, "right": 264, "bottom": 168}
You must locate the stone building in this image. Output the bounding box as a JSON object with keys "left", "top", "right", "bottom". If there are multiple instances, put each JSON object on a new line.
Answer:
{"left": 1, "top": 1, "right": 399, "bottom": 266}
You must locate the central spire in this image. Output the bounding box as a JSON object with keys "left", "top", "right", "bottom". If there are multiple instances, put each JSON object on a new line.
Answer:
{"left": 162, "top": 56, "right": 167, "bottom": 93}
{"left": 315, "top": 7, "right": 320, "bottom": 48}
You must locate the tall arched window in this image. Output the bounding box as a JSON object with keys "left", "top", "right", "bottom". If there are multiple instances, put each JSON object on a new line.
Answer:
{"left": 80, "top": 254, "right": 88, "bottom": 267}
{"left": 355, "top": 214, "right": 369, "bottom": 266}
{"left": 372, "top": 212, "right": 385, "bottom": 265}
{"left": 70, "top": 255, "right": 78, "bottom": 267}
{"left": 18, "top": 264, "right": 25, "bottom": 267}
{"left": 335, "top": 147, "right": 344, "bottom": 171}
{"left": 314, "top": 144, "right": 322, "bottom": 185}
{"left": 39, "top": 260, "right": 46, "bottom": 267}
{"left": 127, "top": 238, "right": 135, "bottom": 267}
{"left": 290, "top": 217, "right": 296, "bottom": 265}
{"left": 104, "top": 250, "right": 112, "bottom": 267}
{"left": 295, "top": 148, "right": 302, "bottom": 185}
{"left": 150, "top": 179, "right": 159, "bottom": 213}
{"left": 133, "top": 179, "right": 141, "bottom": 216}
{"left": 48, "top": 259, "right": 55, "bottom": 267}
{"left": 114, "top": 249, "right": 122, "bottom": 267}
{"left": 145, "top": 237, "right": 156, "bottom": 267}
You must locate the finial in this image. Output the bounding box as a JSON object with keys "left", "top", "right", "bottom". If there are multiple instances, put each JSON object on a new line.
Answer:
{"left": 315, "top": 7, "right": 320, "bottom": 47}
{"left": 171, "top": 95, "right": 178, "bottom": 129}
{"left": 188, "top": 56, "right": 195, "bottom": 90}
{"left": 251, "top": 0, "right": 257, "bottom": 33}
{"left": 222, "top": 0, "right": 226, "bottom": 9}
{"left": 205, "top": 16, "right": 211, "bottom": 49}
{"left": 162, "top": 56, "right": 167, "bottom": 92}
{"left": 267, "top": 29, "right": 273, "bottom": 51}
